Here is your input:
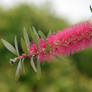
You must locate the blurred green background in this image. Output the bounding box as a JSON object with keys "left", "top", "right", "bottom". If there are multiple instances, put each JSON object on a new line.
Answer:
{"left": 0, "top": 3, "right": 92, "bottom": 92}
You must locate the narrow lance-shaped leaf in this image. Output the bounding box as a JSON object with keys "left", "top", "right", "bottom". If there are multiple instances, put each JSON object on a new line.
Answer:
{"left": 48, "top": 30, "right": 52, "bottom": 35}
{"left": 21, "top": 38, "right": 28, "bottom": 54}
{"left": 46, "top": 30, "right": 52, "bottom": 52}
{"left": 15, "top": 59, "right": 24, "bottom": 80}
{"left": 38, "top": 30, "right": 46, "bottom": 40}
{"left": 1, "top": 39, "right": 17, "bottom": 55}
{"left": 23, "top": 28, "right": 30, "bottom": 50}
{"left": 90, "top": 5, "right": 92, "bottom": 12}
{"left": 30, "top": 27, "right": 39, "bottom": 47}
{"left": 45, "top": 43, "right": 50, "bottom": 53}
{"left": 22, "top": 59, "right": 25, "bottom": 75}
{"left": 15, "top": 60, "right": 22, "bottom": 80}
{"left": 15, "top": 36, "right": 19, "bottom": 56}
{"left": 30, "top": 56, "right": 37, "bottom": 72}
{"left": 32, "top": 27, "right": 39, "bottom": 40}
{"left": 37, "top": 56, "right": 41, "bottom": 80}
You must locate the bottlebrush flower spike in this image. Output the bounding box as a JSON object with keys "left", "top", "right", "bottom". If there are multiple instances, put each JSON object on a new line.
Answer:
{"left": 28, "top": 21, "right": 92, "bottom": 62}
{"left": 39, "top": 39, "right": 46, "bottom": 51}
{"left": 47, "top": 21, "right": 92, "bottom": 56}
{"left": 29, "top": 42, "right": 38, "bottom": 57}
{"left": 38, "top": 39, "right": 51, "bottom": 61}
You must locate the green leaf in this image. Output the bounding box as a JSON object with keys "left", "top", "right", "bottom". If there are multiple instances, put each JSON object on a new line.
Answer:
{"left": 32, "top": 27, "right": 39, "bottom": 40}
{"left": 30, "top": 27, "right": 39, "bottom": 47}
{"left": 45, "top": 43, "right": 50, "bottom": 52}
{"left": 14, "top": 36, "right": 19, "bottom": 56}
{"left": 90, "top": 5, "right": 92, "bottom": 12}
{"left": 22, "top": 59, "right": 25, "bottom": 74}
{"left": 48, "top": 30, "right": 52, "bottom": 35}
{"left": 38, "top": 31, "right": 46, "bottom": 40}
{"left": 21, "top": 38, "right": 28, "bottom": 54}
{"left": 30, "top": 56, "right": 37, "bottom": 72}
{"left": 23, "top": 28, "right": 30, "bottom": 49}
{"left": 1, "top": 39, "right": 17, "bottom": 55}
{"left": 15, "top": 59, "right": 24, "bottom": 80}
{"left": 37, "top": 56, "right": 41, "bottom": 80}
{"left": 15, "top": 60, "right": 22, "bottom": 80}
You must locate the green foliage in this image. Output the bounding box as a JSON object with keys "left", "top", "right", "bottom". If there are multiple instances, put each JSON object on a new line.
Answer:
{"left": 21, "top": 37, "right": 28, "bottom": 54}
{"left": 1, "top": 39, "right": 17, "bottom": 55}
{"left": 23, "top": 28, "right": 30, "bottom": 49}
{"left": 15, "top": 59, "right": 24, "bottom": 80}
{"left": 38, "top": 30, "right": 46, "bottom": 40}
{"left": 14, "top": 36, "right": 19, "bottom": 56}
{"left": 30, "top": 27, "right": 39, "bottom": 47}
{"left": 72, "top": 47, "right": 92, "bottom": 77}
{"left": 90, "top": 5, "right": 92, "bottom": 12}
{"left": 45, "top": 43, "right": 50, "bottom": 53}
{"left": 36, "top": 57, "right": 41, "bottom": 80}
{"left": 48, "top": 30, "right": 52, "bottom": 35}
{"left": 30, "top": 56, "right": 37, "bottom": 72}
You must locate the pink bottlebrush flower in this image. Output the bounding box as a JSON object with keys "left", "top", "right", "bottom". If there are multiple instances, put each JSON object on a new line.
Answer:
{"left": 29, "top": 42, "right": 38, "bottom": 57}
{"left": 46, "top": 34, "right": 56, "bottom": 46}
{"left": 46, "top": 21, "right": 92, "bottom": 56}
{"left": 38, "top": 39, "right": 52, "bottom": 62}
{"left": 39, "top": 39, "right": 46, "bottom": 52}
{"left": 39, "top": 52, "right": 51, "bottom": 62}
{"left": 28, "top": 21, "right": 92, "bottom": 62}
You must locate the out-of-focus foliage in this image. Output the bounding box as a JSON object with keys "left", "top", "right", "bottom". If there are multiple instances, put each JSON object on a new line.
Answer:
{"left": 0, "top": 4, "right": 92, "bottom": 92}
{"left": 1, "top": 57, "right": 92, "bottom": 92}
{"left": 72, "top": 47, "right": 92, "bottom": 77}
